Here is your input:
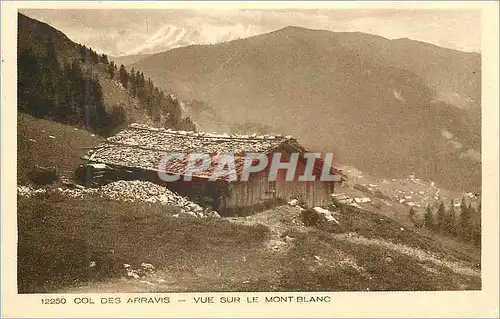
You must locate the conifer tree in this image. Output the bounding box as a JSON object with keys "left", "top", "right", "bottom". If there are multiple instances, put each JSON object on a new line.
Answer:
{"left": 108, "top": 61, "right": 115, "bottom": 79}
{"left": 129, "top": 67, "right": 135, "bottom": 83}
{"left": 424, "top": 204, "right": 435, "bottom": 230}
{"left": 437, "top": 201, "right": 446, "bottom": 232}
{"left": 129, "top": 67, "right": 136, "bottom": 96}
{"left": 118, "top": 64, "right": 128, "bottom": 88}
{"left": 471, "top": 203, "right": 481, "bottom": 246}
{"left": 140, "top": 72, "right": 145, "bottom": 88}
{"left": 409, "top": 207, "right": 416, "bottom": 220}
{"left": 101, "top": 53, "right": 108, "bottom": 64}
{"left": 79, "top": 45, "right": 87, "bottom": 62}
{"left": 445, "top": 199, "right": 457, "bottom": 236}
{"left": 459, "top": 197, "right": 472, "bottom": 241}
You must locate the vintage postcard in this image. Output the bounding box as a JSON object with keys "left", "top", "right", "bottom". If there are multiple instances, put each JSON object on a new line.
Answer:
{"left": 1, "top": 1, "right": 499, "bottom": 318}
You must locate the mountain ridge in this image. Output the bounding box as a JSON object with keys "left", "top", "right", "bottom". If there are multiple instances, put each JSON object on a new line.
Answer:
{"left": 18, "top": 13, "right": 196, "bottom": 135}
{"left": 130, "top": 26, "right": 481, "bottom": 192}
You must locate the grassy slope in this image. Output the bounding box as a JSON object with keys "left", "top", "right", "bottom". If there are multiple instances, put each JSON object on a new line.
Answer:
{"left": 17, "top": 116, "right": 480, "bottom": 293}
{"left": 279, "top": 230, "right": 479, "bottom": 292}
{"left": 17, "top": 194, "right": 270, "bottom": 293}
{"left": 17, "top": 113, "right": 103, "bottom": 184}
{"left": 232, "top": 205, "right": 480, "bottom": 292}
{"left": 17, "top": 195, "right": 480, "bottom": 293}
{"left": 334, "top": 182, "right": 481, "bottom": 262}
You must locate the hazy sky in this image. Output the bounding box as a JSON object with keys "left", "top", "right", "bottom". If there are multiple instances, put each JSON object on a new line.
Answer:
{"left": 20, "top": 9, "right": 481, "bottom": 56}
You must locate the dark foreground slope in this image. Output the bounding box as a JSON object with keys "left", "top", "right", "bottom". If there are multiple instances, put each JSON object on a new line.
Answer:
{"left": 18, "top": 195, "right": 480, "bottom": 293}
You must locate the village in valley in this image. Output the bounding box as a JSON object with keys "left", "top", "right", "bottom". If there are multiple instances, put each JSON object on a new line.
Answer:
{"left": 15, "top": 10, "right": 482, "bottom": 294}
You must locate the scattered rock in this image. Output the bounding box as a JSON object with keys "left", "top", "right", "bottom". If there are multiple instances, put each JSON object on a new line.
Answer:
{"left": 207, "top": 211, "right": 221, "bottom": 218}
{"left": 141, "top": 263, "right": 154, "bottom": 268}
{"left": 17, "top": 185, "right": 47, "bottom": 197}
{"left": 183, "top": 210, "right": 196, "bottom": 217}
{"left": 354, "top": 197, "right": 371, "bottom": 203}
{"left": 301, "top": 207, "right": 341, "bottom": 226}
{"left": 128, "top": 271, "right": 140, "bottom": 279}
{"left": 124, "top": 262, "right": 156, "bottom": 279}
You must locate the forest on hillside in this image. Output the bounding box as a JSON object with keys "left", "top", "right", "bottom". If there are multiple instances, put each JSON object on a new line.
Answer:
{"left": 412, "top": 198, "right": 481, "bottom": 247}
{"left": 18, "top": 33, "right": 196, "bottom": 135}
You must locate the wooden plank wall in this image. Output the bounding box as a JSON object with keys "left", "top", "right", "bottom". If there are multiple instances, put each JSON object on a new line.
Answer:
{"left": 226, "top": 171, "right": 333, "bottom": 208}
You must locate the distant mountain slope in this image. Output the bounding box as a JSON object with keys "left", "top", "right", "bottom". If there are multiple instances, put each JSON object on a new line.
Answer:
{"left": 132, "top": 26, "right": 481, "bottom": 191}
{"left": 330, "top": 31, "right": 481, "bottom": 108}
{"left": 109, "top": 53, "right": 151, "bottom": 67}
{"left": 18, "top": 13, "right": 195, "bottom": 135}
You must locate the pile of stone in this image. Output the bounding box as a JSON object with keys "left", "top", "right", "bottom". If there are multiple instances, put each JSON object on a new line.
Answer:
{"left": 17, "top": 185, "right": 47, "bottom": 198}
{"left": 56, "top": 186, "right": 97, "bottom": 199}
{"left": 330, "top": 193, "right": 362, "bottom": 208}
{"left": 98, "top": 180, "right": 220, "bottom": 218}
{"left": 354, "top": 197, "right": 371, "bottom": 204}
{"left": 123, "top": 262, "right": 155, "bottom": 279}
{"left": 287, "top": 199, "right": 305, "bottom": 211}
{"left": 18, "top": 180, "right": 220, "bottom": 218}
{"left": 313, "top": 207, "right": 340, "bottom": 225}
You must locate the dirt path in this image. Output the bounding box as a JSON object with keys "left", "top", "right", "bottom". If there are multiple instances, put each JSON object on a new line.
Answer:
{"left": 226, "top": 205, "right": 307, "bottom": 253}
{"left": 57, "top": 205, "right": 480, "bottom": 293}
{"left": 334, "top": 232, "right": 480, "bottom": 277}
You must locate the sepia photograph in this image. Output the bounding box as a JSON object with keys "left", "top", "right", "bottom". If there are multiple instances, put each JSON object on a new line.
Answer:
{"left": 15, "top": 6, "right": 485, "bottom": 294}
{"left": 2, "top": 1, "right": 499, "bottom": 317}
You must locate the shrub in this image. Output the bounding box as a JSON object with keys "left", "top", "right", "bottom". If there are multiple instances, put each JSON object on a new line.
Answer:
{"left": 424, "top": 205, "right": 435, "bottom": 230}
{"left": 372, "top": 202, "right": 382, "bottom": 210}
{"left": 301, "top": 209, "right": 325, "bottom": 227}
{"left": 353, "top": 184, "right": 371, "bottom": 193}
{"left": 27, "top": 166, "right": 58, "bottom": 185}
{"left": 373, "top": 190, "right": 389, "bottom": 200}
{"left": 409, "top": 207, "right": 416, "bottom": 220}
{"left": 225, "top": 198, "right": 286, "bottom": 217}
{"left": 247, "top": 223, "right": 271, "bottom": 240}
